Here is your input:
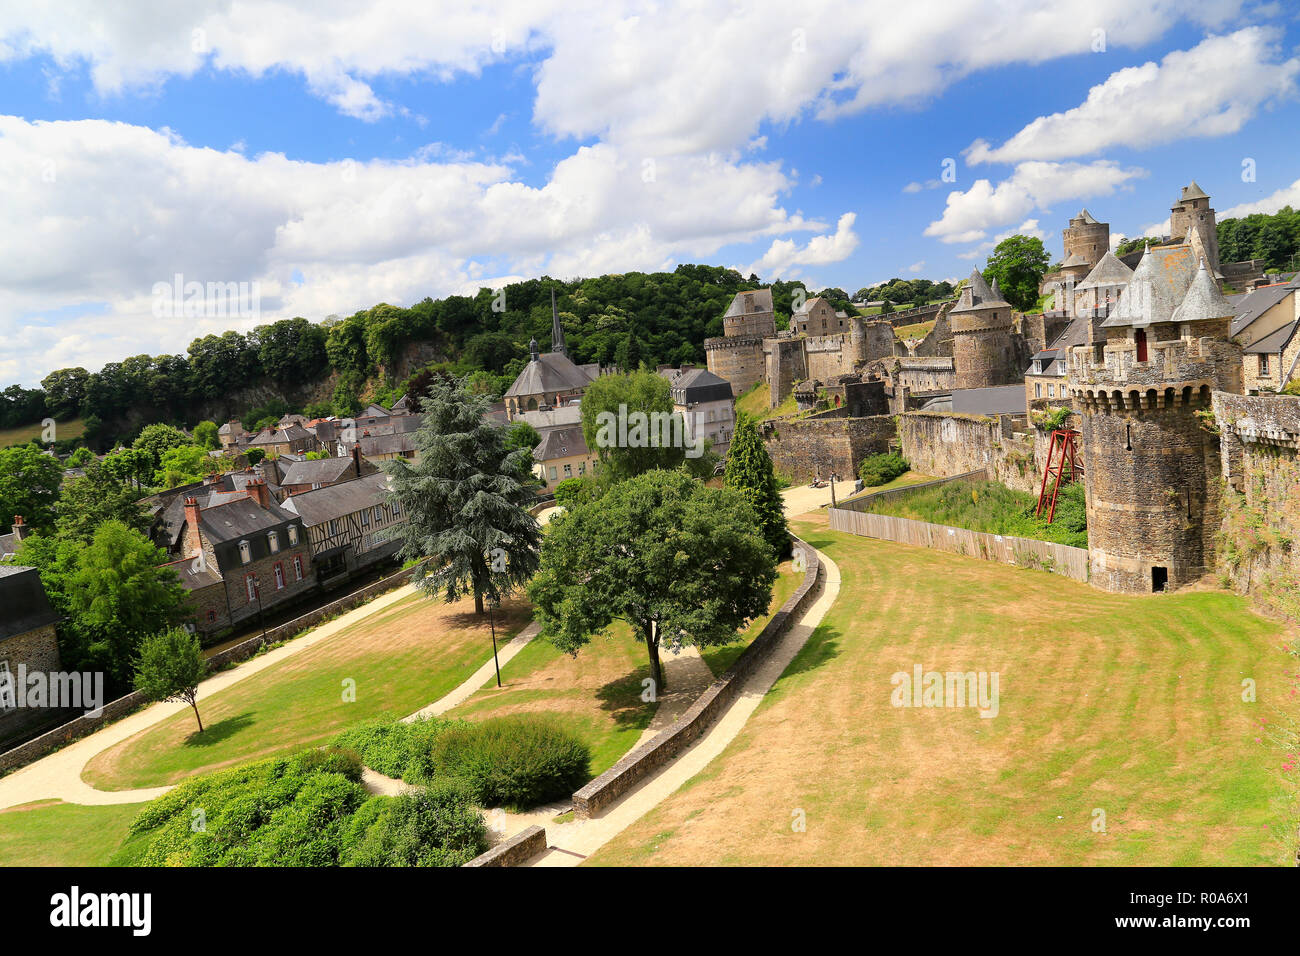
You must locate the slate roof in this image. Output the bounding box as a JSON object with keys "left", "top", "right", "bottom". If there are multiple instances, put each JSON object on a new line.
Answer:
{"left": 517, "top": 405, "right": 583, "bottom": 432}
{"left": 533, "top": 426, "right": 589, "bottom": 462}
{"left": 249, "top": 424, "right": 312, "bottom": 446}
{"left": 1075, "top": 208, "right": 1101, "bottom": 224}
{"left": 951, "top": 385, "right": 1029, "bottom": 416}
{"left": 0, "top": 566, "right": 60, "bottom": 641}
{"left": 282, "top": 473, "right": 390, "bottom": 527}
{"left": 793, "top": 296, "right": 828, "bottom": 316}
{"left": 1242, "top": 320, "right": 1299, "bottom": 355}
{"left": 1170, "top": 259, "right": 1236, "bottom": 324}
{"left": 162, "top": 556, "right": 224, "bottom": 592}
{"left": 951, "top": 269, "right": 1011, "bottom": 314}
{"left": 665, "top": 367, "right": 732, "bottom": 405}
{"left": 281, "top": 457, "right": 355, "bottom": 486}
{"left": 197, "top": 498, "right": 299, "bottom": 545}
{"left": 503, "top": 351, "right": 595, "bottom": 399}
{"left": 1076, "top": 250, "right": 1134, "bottom": 291}
{"left": 358, "top": 433, "right": 418, "bottom": 457}
{"left": 1181, "top": 181, "right": 1209, "bottom": 202}
{"left": 724, "top": 288, "right": 773, "bottom": 318}
{"left": 1231, "top": 282, "right": 1295, "bottom": 338}
{"left": 1101, "top": 244, "right": 1198, "bottom": 328}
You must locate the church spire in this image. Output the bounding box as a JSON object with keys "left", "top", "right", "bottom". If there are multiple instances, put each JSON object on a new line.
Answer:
{"left": 551, "top": 288, "right": 566, "bottom": 356}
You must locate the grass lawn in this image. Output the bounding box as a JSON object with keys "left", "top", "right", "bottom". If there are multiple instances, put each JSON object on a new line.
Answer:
{"left": 444, "top": 624, "right": 656, "bottom": 778}
{"left": 863, "top": 477, "right": 1088, "bottom": 548}
{"left": 841, "top": 470, "right": 936, "bottom": 503}
{"left": 81, "top": 590, "right": 531, "bottom": 790}
{"left": 587, "top": 518, "right": 1298, "bottom": 866}
{"left": 699, "top": 559, "right": 802, "bottom": 678}
{"left": 0, "top": 417, "right": 85, "bottom": 448}
{"left": 0, "top": 801, "right": 139, "bottom": 866}
{"left": 735, "top": 383, "right": 799, "bottom": 422}
{"left": 894, "top": 320, "right": 936, "bottom": 341}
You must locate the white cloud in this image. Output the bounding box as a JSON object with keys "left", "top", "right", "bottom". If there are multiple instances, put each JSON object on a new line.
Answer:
{"left": 1221, "top": 177, "right": 1300, "bottom": 218}
{"left": 967, "top": 27, "right": 1298, "bottom": 164}
{"left": 907, "top": 260, "right": 925, "bottom": 273}
{"left": 741, "top": 213, "right": 859, "bottom": 279}
{"left": 956, "top": 219, "right": 1048, "bottom": 261}
{"left": 925, "top": 161, "right": 1147, "bottom": 244}
{"left": 0, "top": 1, "right": 1244, "bottom": 146}
{"left": 0, "top": 115, "right": 824, "bottom": 384}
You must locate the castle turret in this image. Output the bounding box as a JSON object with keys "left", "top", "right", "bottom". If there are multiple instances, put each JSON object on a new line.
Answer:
{"left": 1068, "top": 247, "right": 1241, "bottom": 593}
{"left": 950, "top": 270, "right": 1017, "bottom": 389}
{"left": 706, "top": 288, "right": 776, "bottom": 396}
{"left": 1169, "top": 181, "right": 1219, "bottom": 273}
{"left": 1063, "top": 208, "right": 1110, "bottom": 273}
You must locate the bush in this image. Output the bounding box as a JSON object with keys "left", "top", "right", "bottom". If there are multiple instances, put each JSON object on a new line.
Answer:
{"left": 332, "top": 717, "right": 455, "bottom": 784}
{"left": 291, "top": 746, "right": 366, "bottom": 782}
{"left": 859, "top": 451, "right": 910, "bottom": 487}
{"left": 340, "top": 779, "right": 489, "bottom": 867}
{"left": 430, "top": 714, "right": 591, "bottom": 811}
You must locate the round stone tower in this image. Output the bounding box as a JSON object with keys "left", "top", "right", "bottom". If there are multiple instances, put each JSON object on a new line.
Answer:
{"left": 1067, "top": 249, "right": 1242, "bottom": 593}
{"left": 950, "top": 270, "right": 1017, "bottom": 389}
{"left": 1063, "top": 208, "right": 1110, "bottom": 272}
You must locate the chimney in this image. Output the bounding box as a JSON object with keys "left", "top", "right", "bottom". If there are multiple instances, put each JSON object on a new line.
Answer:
{"left": 183, "top": 498, "right": 203, "bottom": 559}
{"left": 352, "top": 444, "right": 362, "bottom": 479}
{"left": 246, "top": 479, "right": 270, "bottom": 509}
{"left": 12, "top": 515, "right": 30, "bottom": 542}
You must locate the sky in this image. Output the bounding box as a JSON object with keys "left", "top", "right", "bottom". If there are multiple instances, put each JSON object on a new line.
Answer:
{"left": 2, "top": 0, "right": 1300, "bottom": 387}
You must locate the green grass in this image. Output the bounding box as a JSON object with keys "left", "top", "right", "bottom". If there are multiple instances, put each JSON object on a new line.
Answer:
{"left": 840, "top": 470, "right": 935, "bottom": 502}
{"left": 894, "top": 320, "right": 936, "bottom": 340}
{"left": 445, "top": 624, "right": 655, "bottom": 778}
{"left": 588, "top": 520, "right": 1297, "bottom": 866}
{"left": 735, "top": 383, "right": 798, "bottom": 421}
{"left": 0, "top": 417, "right": 85, "bottom": 448}
{"left": 863, "top": 478, "right": 1087, "bottom": 547}
{"left": 700, "top": 560, "right": 802, "bottom": 677}
{"left": 81, "top": 591, "right": 531, "bottom": 790}
{"left": 0, "top": 801, "right": 140, "bottom": 866}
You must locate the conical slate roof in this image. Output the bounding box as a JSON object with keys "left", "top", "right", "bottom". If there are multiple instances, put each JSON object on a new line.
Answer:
{"left": 1075, "top": 208, "right": 1100, "bottom": 225}
{"left": 1076, "top": 250, "right": 1134, "bottom": 291}
{"left": 1171, "top": 258, "right": 1234, "bottom": 325}
{"left": 1101, "top": 243, "right": 1198, "bottom": 328}
{"left": 1181, "top": 180, "right": 1209, "bottom": 202}
{"left": 951, "top": 269, "right": 1011, "bottom": 313}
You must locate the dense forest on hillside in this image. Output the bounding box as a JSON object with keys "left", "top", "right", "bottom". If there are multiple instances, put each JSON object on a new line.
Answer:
{"left": 4, "top": 265, "right": 834, "bottom": 450}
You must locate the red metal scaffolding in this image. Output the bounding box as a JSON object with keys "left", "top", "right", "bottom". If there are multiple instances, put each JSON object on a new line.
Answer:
{"left": 1036, "top": 428, "right": 1082, "bottom": 523}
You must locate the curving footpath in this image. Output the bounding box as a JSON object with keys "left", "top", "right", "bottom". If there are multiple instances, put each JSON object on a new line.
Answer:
{"left": 522, "top": 543, "right": 840, "bottom": 866}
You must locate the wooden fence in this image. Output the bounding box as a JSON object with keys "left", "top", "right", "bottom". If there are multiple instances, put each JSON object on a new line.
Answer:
{"left": 827, "top": 473, "right": 1090, "bottom": 583}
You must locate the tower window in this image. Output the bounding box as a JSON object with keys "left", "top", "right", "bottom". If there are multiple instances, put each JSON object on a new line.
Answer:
{"left": 1259, "top": 354, "right": 1271, "bottom": 376}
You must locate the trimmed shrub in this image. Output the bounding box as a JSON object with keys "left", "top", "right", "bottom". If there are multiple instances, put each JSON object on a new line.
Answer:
{"left": 340, "top": 779, "right": 489, "bottom": 867}
{"left": 431, "top": 714, "right": 591, "bottom": 811}
{"left": 291, "top": 745, "right": 365, "bottom": 782}
{"left": 332, "top": 716, "right": 457, "bottom": 783}
{"left": 859, "top": 451, "right": 909, "bottom": 487}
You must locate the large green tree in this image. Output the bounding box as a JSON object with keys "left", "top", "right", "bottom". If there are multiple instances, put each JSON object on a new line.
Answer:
{"left": 385, "top": 377, "right": 542, "bottom": 615}
{"left": 26, "top": 520, "right": 191, "bottom": 687}
{"left": 723, "top": 414, "right": 789, "bottom": 559}
{"left": 0, "top": 444, "right": 64, "bottom": 534}
{"left": 983, "top": 234, "right": 1051, "bottom": 312}
{"left": 528, "top": 468, "right": 776, "bottom": 692}
{"left": 53, "top": 460, "right": 150, "bottom": 543}
{"left": 579, "top": 369, "right": 714, "bottom": 483}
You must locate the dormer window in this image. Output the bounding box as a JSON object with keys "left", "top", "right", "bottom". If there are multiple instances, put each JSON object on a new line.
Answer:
{"left": 239, "top": 540, "right": 252, "bottom": 565}
{"left": 288, "top": 525, "right": 299, "bottom": 546}
{"left": 268, "top": 531, "right": 280, "bottom": 553}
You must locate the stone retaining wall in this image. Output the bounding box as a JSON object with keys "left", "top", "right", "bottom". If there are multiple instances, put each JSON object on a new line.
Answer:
{"left": 570, "top": 536, "right": 823, "bottom": 820}
{"left": 0, "top": 560, "right": 426, "bottom": 776}
{"left": 464, "top": 825, "right": 547, "bottom": 867}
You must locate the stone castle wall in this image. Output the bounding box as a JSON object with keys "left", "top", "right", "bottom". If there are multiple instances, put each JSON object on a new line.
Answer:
{"left": 951, "top": 310, "right": 1020, "bottom": 390}
{"left": 762, "top": 415, "right": 896, "bottom": 484}
{"left": 897, "top": 411, "right": 1043, "bottom": 495}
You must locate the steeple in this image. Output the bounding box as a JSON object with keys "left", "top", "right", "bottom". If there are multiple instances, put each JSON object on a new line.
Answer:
{"left": 551, "top": 288, "right": 566, "bottom": 356}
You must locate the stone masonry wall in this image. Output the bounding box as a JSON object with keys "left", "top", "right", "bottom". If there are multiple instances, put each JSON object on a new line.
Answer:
{"left": 762, "top": 415, "right": 896, "bottom": 484}
{"left": 898, "top": 411, "right": 1044, "bottom": 495}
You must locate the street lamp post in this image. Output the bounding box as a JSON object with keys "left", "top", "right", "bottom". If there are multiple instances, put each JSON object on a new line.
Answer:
{"left": 487, "top": 593, "right": 502, "bottom": 688}
{"left": 254, "top": 578, "right": 267, "bottom": 641}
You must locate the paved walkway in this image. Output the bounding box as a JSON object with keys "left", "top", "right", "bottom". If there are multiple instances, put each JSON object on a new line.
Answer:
{"left": 403, "top": 623, "right": 540, "bottom": 722}
{"left": 779, "top": 478, "right": 857, "bottom": 519}
{"left": 0, "top": 582, "right": 424, "bottom": 810}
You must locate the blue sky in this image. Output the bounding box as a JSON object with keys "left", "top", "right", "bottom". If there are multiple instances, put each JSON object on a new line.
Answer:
{"left": 2, "top": 1, "right": 1299, "bottom": 385}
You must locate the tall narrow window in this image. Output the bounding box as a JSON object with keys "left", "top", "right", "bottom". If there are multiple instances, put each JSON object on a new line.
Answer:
{"left": 1259, "top": 354, "right": 1271, "bottom": 376}
{"left": 1135, "top": 329, "right": 1148, "bottom": 363}
{"left": 293, "top": 555, "right": 304, "bottom": 581}
{"left": 274, "top": 562, "right": 285, "bottom": 590}
{"left": 239, "top": 540, "right": 252, "bottom": 565}
{"left": 245, "top": 573, "right": 257, "bottom": 603}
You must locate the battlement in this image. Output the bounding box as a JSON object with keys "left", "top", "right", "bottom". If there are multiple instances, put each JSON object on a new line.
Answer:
{"left": 704, "top": 334, "right": 765, "bottom": 351}
{"left": 1068, "top": 335, "right": 1224, "bottom": 391}
{"left": 950, "top": 310, "right": 1014, "bottom": 334}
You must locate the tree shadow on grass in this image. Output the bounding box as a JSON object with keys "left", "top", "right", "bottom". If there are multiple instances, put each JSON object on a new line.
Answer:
{"left": 594, "top": 668, "right": 655, "bottom": 731}
{"left": 181, "top": 712, "right": 255, "bottom": 748}
{"left": 778, "top": 623, "right": 842, "bottom": 680}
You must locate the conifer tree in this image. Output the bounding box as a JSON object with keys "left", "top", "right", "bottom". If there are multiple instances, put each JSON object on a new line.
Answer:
{"left": 723, "top": 414, "right": 789, "bottom": 559}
